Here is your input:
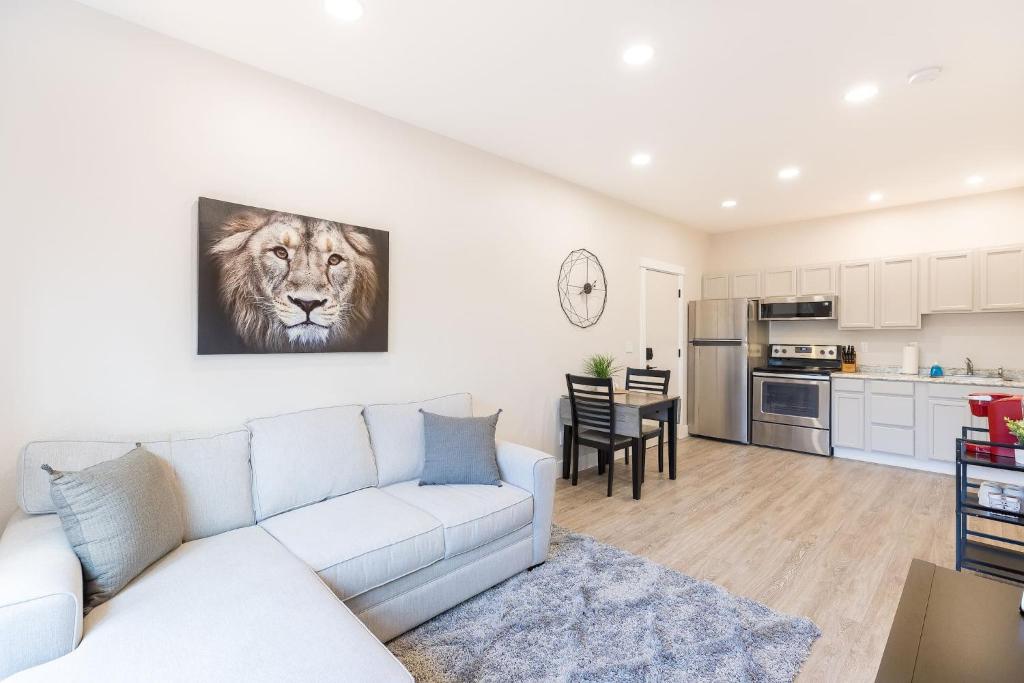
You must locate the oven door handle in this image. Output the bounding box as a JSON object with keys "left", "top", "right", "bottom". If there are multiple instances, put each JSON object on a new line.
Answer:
{"left": 752, "top": 373, "right": 830, "bottom": 382}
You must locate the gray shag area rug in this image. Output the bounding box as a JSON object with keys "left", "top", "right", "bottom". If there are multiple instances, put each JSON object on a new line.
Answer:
{"left": 388, "top": 526, "right": 820, "bottom": 682}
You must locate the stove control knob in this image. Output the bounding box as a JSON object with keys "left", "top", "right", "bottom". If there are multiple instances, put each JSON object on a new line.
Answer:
{"left": 819, "top": 350, "right": 826, "bottom": 355}
{"left": 828, "top": 349, "right": 835, "bottom": 356}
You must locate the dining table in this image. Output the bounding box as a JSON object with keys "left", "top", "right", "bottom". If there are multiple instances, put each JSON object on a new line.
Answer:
{"left": 558, "top": 391, "right": 681, "bottom": 500}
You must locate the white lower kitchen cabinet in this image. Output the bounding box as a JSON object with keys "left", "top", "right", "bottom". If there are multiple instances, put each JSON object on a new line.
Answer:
{"left": 915, "top": 383, "right": 1004, "bottom": 463}
{"left": 923, "top": 397, "right": 971, "bottom": 463}
{"left": 832, "top": 390, "right": 865, "bottom": 449}
{"left": 867, "top": 380, "right": 915, "bottom": 458}
{"left": 832, "top": 378, "right": 1009, "bottom": 474}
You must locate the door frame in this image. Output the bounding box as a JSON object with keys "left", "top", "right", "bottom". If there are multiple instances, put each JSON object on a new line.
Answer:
{"left": 638, "top": 259, "right": 686, "bottom": 427}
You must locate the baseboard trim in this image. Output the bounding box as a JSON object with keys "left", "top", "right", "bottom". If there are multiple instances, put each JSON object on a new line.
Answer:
{"left": 833, "top": 447, "right": 1024, "bottom": 485}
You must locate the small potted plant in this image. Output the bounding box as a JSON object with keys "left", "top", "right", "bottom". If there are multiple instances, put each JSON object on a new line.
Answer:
{"left": 1006, "top": 417, "right": 1024, "bottom": 465}
{"left": 583, "top": 353, "right": 622, "bottom": 390}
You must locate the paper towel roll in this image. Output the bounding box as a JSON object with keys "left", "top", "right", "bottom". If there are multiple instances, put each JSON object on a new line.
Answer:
{"left": 901, "top": 344, "right": 919, "bottom": 375}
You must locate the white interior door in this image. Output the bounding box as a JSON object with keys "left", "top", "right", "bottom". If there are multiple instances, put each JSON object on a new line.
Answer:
{"left": 643, "top": 268, "right": 682, "bottom": 415}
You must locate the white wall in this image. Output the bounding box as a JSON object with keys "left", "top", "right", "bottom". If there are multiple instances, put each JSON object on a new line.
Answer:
{"left": 708, "top": 188, "right": 1024, "bottom": 270}
{"left": 0, "top": 0, "right": 708, "bottom": 520}
{"left": 708, "top": 189, "right": 1024, "bottom": 371}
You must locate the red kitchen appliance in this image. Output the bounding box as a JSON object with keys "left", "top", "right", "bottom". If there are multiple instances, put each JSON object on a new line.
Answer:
{"left": 966, "top": 393, "right": 1024, "bottom": 457}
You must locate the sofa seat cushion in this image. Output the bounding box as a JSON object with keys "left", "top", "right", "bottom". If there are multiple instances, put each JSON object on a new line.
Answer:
{"left": 382, "top": 480, "right": 533, "bottom": 558}
{"left": 259, "top": 488, "right": 444, "bottom": 600}
{"left": 7, "top": 526, "right": 411, "bottom": 682}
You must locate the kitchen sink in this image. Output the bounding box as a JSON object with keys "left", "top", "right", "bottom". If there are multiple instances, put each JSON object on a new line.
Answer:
{"left": 942, "top": 375, "right": 1009, "bottom": 385}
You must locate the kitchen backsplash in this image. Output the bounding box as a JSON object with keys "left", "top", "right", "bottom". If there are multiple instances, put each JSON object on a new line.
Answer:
{"left": 769, "top": 311, "right": 1024, "bottom": 371}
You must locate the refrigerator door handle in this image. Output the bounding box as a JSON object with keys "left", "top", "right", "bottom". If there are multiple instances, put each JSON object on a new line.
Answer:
{"left": 690, "top": 339, "right": 743, "bottom": 346}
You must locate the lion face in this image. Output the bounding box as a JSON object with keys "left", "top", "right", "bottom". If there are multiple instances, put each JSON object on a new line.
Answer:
{"left": 209, "top": 210, "right": 378, "bottom": 352}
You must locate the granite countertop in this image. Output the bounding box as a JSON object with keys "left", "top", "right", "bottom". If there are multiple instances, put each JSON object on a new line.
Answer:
{"left": 836, "top": 366, "right": 1024, "bottom": 389}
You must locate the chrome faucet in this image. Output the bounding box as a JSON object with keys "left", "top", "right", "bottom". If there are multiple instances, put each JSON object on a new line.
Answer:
{"left": 965, "top": 357, "right": 974, "bottom": 376}
{"left": 998, "top": 366, "right": 1006, "bottom": 381}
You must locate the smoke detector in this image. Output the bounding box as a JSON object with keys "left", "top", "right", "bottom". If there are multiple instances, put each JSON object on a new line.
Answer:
{"left": 907, "top": 66, "right": 943, "bottom": 86}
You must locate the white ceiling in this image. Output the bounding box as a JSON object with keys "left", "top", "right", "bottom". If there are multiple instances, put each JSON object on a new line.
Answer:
{"left": 77, "top": 0, "right": 1024, "bottom": 232}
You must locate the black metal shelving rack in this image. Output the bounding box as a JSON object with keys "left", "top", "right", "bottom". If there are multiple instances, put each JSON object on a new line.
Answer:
{"left": 956, "top": 426, "right": 1024, "bottom": 585}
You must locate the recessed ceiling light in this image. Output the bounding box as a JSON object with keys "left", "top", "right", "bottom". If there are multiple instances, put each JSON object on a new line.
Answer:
{"left": 907, "top": 66, "right": 943, "bottom": 86}
{"left": 844, "top": 82, "right": 879, "bottom": 104}
{"left": 965, "top": 174, "right": 985, "bottom": 186}
{"left": 630, "top": 152, "right": 652, "bottom": 167}
{"left": 324, "top": 0, "right": 364, "bottom": 22}
{"left": 777, "top": 166, "right": 801, "bottom": 181}
{"left": 868, "top": 191, "right": 884, "bottom": 202}
{"left": 622, "top": 44, "right": 654, "bottom": 66}
{"left": 721, "top": 199, "right": 738, "bottom": 209}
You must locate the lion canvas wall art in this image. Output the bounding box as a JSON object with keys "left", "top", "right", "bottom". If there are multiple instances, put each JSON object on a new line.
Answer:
{"left": 197, "top": 197, "right": 388, "bottom": 354}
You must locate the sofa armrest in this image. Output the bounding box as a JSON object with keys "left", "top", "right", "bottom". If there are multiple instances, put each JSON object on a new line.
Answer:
{"left": 0, "top": 511, "right": 83, "bottom": 678}
{"left": 496, "top": 441, "right": 556, "bottom": 565}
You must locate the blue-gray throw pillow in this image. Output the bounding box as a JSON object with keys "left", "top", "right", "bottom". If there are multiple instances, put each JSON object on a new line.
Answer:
{"left": 419, "top": 410, "right": 502, "bottom": 486}
{"left": 43, "top": 446, "right": 184, "bottom": 613}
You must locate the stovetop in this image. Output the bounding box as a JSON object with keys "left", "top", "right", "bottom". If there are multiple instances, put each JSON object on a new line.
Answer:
{"left": 755, "top": 343, "right": 842, "bottom": 376}
{"left": 753, "top": 365, "right": 839, "bottom": 375}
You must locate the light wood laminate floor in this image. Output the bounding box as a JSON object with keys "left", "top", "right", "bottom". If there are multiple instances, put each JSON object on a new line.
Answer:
{"left": 552, "top": 436, "right": 963, "bottom": 682}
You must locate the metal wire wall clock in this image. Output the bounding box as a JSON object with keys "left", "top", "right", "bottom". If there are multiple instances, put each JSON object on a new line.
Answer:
{"left": 557, "top": 248, "right": 607, "bottom": 328}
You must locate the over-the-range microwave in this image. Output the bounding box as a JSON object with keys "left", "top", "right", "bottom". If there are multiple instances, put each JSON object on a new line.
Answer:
{"left": 758, "top": 295, "right": 837, "bottom": 321}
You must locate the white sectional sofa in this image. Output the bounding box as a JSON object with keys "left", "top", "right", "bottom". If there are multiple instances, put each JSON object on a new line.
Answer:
{"left": 0, "top": 393, "right": 557, "bottom": 681}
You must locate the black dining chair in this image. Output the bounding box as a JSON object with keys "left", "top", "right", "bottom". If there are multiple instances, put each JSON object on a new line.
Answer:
{"left": 565, "top": 374, "right": 633, "bottom": 497}
{"left": 625, "top": 368, "right": 671, "bottom": 475}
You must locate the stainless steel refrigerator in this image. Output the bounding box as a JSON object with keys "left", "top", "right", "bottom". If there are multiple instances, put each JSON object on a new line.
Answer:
{"left": 686, "top": 299, "right": 768, "bottom": 443}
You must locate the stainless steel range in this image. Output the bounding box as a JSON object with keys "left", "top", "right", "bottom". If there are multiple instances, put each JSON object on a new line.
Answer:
{"left": 751, "top": 344, "right": 841, "bottom": 456}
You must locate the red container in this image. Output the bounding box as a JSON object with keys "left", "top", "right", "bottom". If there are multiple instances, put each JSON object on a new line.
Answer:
{"left": 965, "top": 394, "right": 1024, "bottom": 457}
{"left": 967, "top": 392, "right": 1015, "bottom": 417}
{"left": 987, "top": 396, "right": 1024, "bottom": 458}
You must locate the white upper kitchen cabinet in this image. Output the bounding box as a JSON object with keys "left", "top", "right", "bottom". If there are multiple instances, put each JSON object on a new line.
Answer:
{"left": 926, "top": 251, "right": 974, "bottom": 313}
{"left": 702, "top": 273, "right": 730, "bottom": 300}
{"left": 976, "top": 245, "right": 1024, "bottom": 311}
{"left": 730, "top": 271, "right": 762, "bottom": 298}
{"left": 797, "top": 263, "right": 837, "bottom": 296}
{"left": 876, "top": 256, "right": 921, "bottom": 328}
{"left": 838, "top": 261, "right": 875, "bottom": 329}
{"left": 762, "top": 267, "right": 797, "bottom": 298}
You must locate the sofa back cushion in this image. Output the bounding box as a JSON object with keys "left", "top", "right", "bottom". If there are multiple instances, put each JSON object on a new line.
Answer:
{"left": 246, "top": 405, "right": 378, "bottom": 522}
{"left": 168, "top": 431, "right": 256, "bottom": 540}
{"left": 18, "top": 431, "right": 254, "bottom": 542}
{"left": 363, "top": 393, "right": 473, "bottom": 486}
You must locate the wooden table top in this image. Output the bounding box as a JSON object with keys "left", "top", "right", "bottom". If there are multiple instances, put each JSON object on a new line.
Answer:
{"left": 559, "top": 391, "right": 679, "bottom": 408}
{"left": 876, "top": 558, "right": 1024, "bottom": 682}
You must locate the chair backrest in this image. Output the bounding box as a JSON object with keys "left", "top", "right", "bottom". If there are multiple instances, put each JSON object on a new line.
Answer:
{"left": 565, "top": 374, "right": 616, "bottom": 435}
{"left": 625, "top": 367, "right": 670, "bottom": 395}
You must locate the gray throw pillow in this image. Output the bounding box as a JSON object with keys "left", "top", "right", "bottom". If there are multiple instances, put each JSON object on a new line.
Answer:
{"left": 43, "top": 446, "right": 184, "bottom": 613}
{"left": 419, "top": 410, "right": 502, "bottom": 486}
